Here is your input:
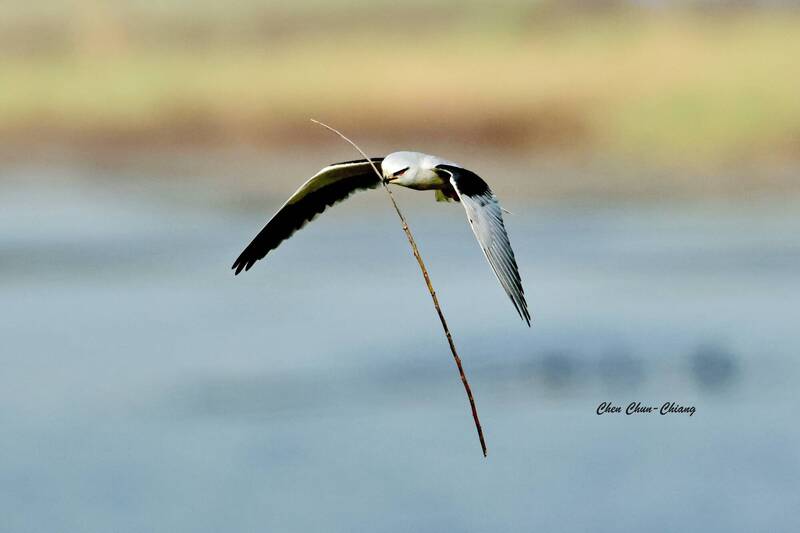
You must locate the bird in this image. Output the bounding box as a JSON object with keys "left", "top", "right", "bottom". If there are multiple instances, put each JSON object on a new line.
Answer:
{"left": 232, "top": 151, "right": 530, "bottom": 325}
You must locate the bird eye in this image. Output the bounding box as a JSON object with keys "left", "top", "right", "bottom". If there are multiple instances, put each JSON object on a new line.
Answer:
{"left": 393, "top": 167, "right": 410, "bottom": 177}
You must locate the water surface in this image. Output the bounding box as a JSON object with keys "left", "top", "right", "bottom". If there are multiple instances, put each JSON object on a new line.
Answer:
{"left": 1, "top": 174, "right": 798, "bottom": 532}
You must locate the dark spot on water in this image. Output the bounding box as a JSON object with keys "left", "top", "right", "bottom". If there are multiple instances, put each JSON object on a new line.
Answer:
{"left": 690, "top": 343, "right": 739, "bottom": 391}
{"left": 540, "top": 351, "right": 575, "bottom": 389}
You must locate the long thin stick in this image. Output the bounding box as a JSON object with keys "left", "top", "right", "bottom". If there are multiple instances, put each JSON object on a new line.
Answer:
{"left": 311, "top": 119, "right": 487, "bottom": 457}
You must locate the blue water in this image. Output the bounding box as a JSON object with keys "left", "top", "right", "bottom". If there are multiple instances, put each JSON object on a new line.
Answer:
{"left": 1, "top": 176, "right": 798, "bottom": 532}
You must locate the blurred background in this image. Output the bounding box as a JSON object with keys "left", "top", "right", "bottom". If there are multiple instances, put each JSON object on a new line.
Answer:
{"left": 1, "top": 1, "right": 798, "bottom": 532}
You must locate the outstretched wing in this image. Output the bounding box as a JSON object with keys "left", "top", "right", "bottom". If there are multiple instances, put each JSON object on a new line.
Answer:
{"left": 232, "top": 158, "right": 383, "bottom": 274}
{"left": 435, "top": 164, "right": 531, "bottom": 325}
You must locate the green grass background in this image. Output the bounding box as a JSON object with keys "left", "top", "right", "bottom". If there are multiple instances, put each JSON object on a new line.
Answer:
{"left": 2, "top": 2, "right": 799, "bottom": 169}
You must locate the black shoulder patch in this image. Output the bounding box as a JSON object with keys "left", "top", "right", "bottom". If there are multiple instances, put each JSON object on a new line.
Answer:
{"left": 436, "top": 164, "right": 491, "bottom": 197}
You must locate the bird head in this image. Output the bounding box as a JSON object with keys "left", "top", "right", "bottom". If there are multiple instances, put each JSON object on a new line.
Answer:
{"left": 382, "top": 151, "right": 423, "bottom": 186}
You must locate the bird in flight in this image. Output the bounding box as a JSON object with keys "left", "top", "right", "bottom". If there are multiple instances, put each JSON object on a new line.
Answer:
{"left": 232, "top": 151, "right": 530, "bottom": 325}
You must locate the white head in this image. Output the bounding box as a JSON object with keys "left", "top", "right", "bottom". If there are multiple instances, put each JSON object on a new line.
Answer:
{"left": 382, "top": 151, "right": 458, "bottom": 190}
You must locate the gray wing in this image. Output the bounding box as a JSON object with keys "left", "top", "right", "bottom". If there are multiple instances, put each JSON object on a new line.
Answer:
{"left": 232, "top": 158, "right": 383, "bottom": 274}
{"left": 436, "top": 164, "right": 531, "bottom": 325}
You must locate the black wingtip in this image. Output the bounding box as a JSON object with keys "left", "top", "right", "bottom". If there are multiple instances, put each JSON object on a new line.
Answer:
{"left": 518, "top": 305, "right": 532, "bottom": 327}
{"left": 232, "top": 246, "right": 265, "bottom": 275}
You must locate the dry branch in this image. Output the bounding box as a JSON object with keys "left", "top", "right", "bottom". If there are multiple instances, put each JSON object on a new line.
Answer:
{"left": 310, "top": 119, "right": 487, "bottom": 457}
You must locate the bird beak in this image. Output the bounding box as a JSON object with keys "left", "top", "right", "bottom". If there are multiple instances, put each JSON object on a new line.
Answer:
{"left": 384, "top": 176, "right": 397, "bottom": 184}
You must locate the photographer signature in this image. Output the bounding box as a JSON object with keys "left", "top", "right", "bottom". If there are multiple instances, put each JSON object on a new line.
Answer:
{"left": 596, "top": 401, "right": 696, "bottom": 416}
